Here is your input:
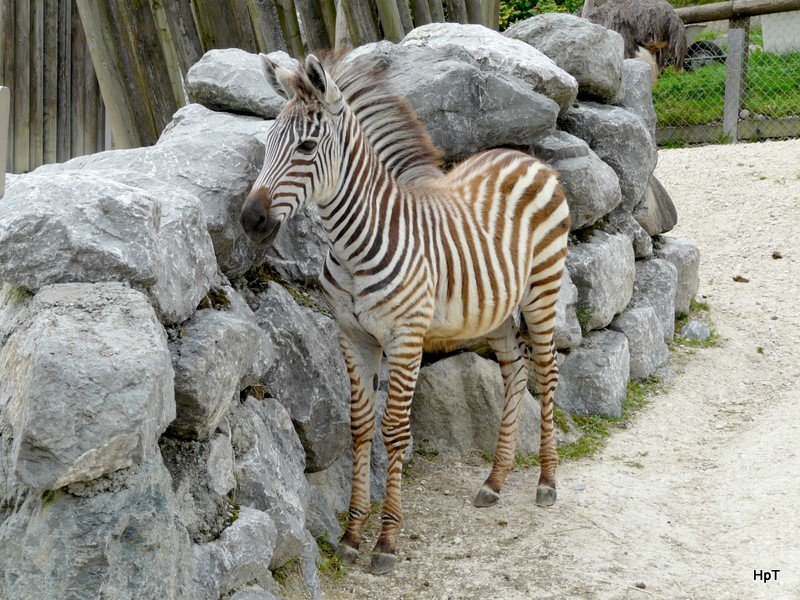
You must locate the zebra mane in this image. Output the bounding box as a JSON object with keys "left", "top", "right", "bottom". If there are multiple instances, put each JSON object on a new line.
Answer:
{"left": 322, "top": 52, "right": 444, "bottom": 183}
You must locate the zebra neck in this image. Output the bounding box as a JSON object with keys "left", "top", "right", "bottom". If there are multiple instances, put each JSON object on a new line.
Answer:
{"left": 316, "top": 109, "right": 403, "bottom": 272}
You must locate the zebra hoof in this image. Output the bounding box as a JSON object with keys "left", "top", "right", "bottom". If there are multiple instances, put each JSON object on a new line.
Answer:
{"left": 473, "top": 485, "right": 500, "bottom": 507}
{"left": 369, "top": 551, "right": 397, "bottom": 575}
{"left": 536, "top": 484, "right": 557, "bottom": 506}
{"left": 336, "top": 542, "right": 359, "bottom": 564}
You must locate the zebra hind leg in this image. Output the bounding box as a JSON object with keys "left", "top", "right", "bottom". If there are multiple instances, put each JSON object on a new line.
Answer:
{"left": 335, "top": 329, "right": 382, "bottom": 563}
{"left": 521, "top": 276, "right": 563, "bottom": 507}
{"left": 473, "top": 317, "right": 530, "bottom": 507}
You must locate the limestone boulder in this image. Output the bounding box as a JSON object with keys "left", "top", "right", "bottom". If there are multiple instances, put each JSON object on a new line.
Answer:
{"left": 560, "top": 102, "right": 657, "bottom": 210}
{"left": 254, "top": 282, "right": 349, "bottom": 472}
{"left": 265, "top": 206, "right": 329, "bottom": 285}
{"left": 169, "top": 285, "right": 273, "bottom": 440}
{"left": 0, "top": 283, "right": 174, "bottom": 491}
{"left": 505, "top": 13, "right": 624, "bottom": 103}
{"left": 554, "top": 268, "right": 582, "bottom": 349}
{"left": 635, "top": 175, "right": 679, "bottom": 236}
{"left": 600, "top": 207, "right": 653, "bottom": 259}
{"left": 566, "top": 232, "right": 635, "bottom": 331}
{"left": 556, "top": 330, "right": 630, "bottom": 417}
{"left": 653, "top": 236, "right": 701, "bottom": 316}
{"left": 629, "top": 258, "right": 678, "bottom": 343}
{"left": 618, "top": 59, "right": 657, "bottom": 140}
{"left": 610, "top": 306, "right": 669, "bottom": 380}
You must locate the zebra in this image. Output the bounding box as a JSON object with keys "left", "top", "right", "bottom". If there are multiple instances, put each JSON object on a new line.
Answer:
{"left": 240, "top": 52, "right": 571, "bottom": 575}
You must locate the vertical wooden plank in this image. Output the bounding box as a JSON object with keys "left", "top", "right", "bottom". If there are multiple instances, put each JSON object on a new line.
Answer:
{"left": 276, "top": 0, "right": 305, "bottom": 58}
{"left": 192, "top": 0, "right": 260, "bottom": 52}
{"left": 295, "top": 0, "right": 330, "bottom": 51}
{"left": 0, "top": 87, "right": 10, "bottom": 195}
{"left": 396, "top": 0, "right": 414, "bottom": 34}
{"left": 428, "top": 0, "right": 446, "bottom": 23}
{"left": 13, "top": 0, "right": 30, "bottom": 173}
{"left": 409, "top": 0, "right": 432, "bottom": 26}
{"left": 375, "top": 0, "right": 405, "bottom": 42}
{"left": 247, "top": 0, "right": 289, "bottom": 54}
{"left": 443, "top": 0, "right": 468, "bottom": 23}
{"left": 70, "top": 2, "right": 85, "bottom": 156}
{"left": 339, "top": 0, "right": 379, "bottom": 47}
{"left": 150, "top": 0, "right": 190, "bottom": 106}
{"left": 56, "top": 0, "right": 71, "bottom": 162}
{"left": 723, "top": 22, "right": 749, "bottom": 143}
{"left": 160, "top": 0, "right": 203, "bottom": 73}
{"left": 30, "top": 0, "right": 45, "bottom": 169}
{"left": 84, "top": 37, "right": 98, "bottom": 154}
{"left": 320, "top": 0, "right": 337, "bottom": 46}
{"left": 0, "top": 1, "right": 14, "bottom": 172}
{"left": 96, "top": 87, "right": 105, "bottom": 151}
{"left": 43, "top": 0, "right": 58, "bottom": 164}
{"left": 465, "top": 0, "right": 482, "bottom": 24}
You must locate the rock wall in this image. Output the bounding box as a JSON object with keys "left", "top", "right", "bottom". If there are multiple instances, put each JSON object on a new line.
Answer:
{"left": 0, "top": 16, "right": 699, "bottom": 599}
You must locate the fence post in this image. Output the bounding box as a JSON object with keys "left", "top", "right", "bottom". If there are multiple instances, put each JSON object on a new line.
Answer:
{"left": 1, "top": 86, "right": 10, "bottom": 197}
{"left": 723, "top": 17, "right": 750, "bottom": 143}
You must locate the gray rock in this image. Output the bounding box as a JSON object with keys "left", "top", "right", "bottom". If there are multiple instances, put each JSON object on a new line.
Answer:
{"left": 265, "top": 205, "right": 329, "bottom": 285}
{"left": 37, "top": 118, "right": 268, "bottom": 278}
{"left": 160, "top": 433, "right": 237, "bottom": 543}
{"left": 559, "top": 102, "right": 657, "bottom": 210}
{"left": 299, "top": 530, "right": 323, "bottom": 600}
{"left": 505, "top": 13, "right": 624, "bottom": 103}
{"left": 401, "top": 23, "right": 578, "bottom": 114}
{"left": 411, "top": 353, "right": 541, "bottom": 457}
{"left": 635, "top": 175, "right": 678, "bottom": 236}
{"left": 0, "top": 457, "right": 193, "bottom": 600}
{"left": 170, "top": 286, "right": 272, "bottom": 440}
{"left": 358, "top": 42, "right": 558, "bottom": 160}
{"left": 653, "top": 236, "right": 701, "bottom": 316}
{"left": 230, "top": 585, "right": 281, "bottom": 600}
{"left": 159, "top": 102, "right": 272, "bottom": 145}
{"left": 254, "top": 282, "right": 349, "bottom": 472}
{"left": 618, "top": 59, "right": 657, "bottom": 140}
{"left": 679, "top": 320, "right": 711, "bottom": 340}
{"left": 600, "top": 207, "right": 653, "bottom": 258}
{"left": 555, "top": 268, "right": 582, "bottom": 349}
{"left": 305, "top": 455, "right": 350, "bottom": 543}
{"left": 530, "top": 130, "right": 590, "bottom": 161}
{"left": 229, "top": 397, "right": 310, "bottom": 569}
{"left": 566, "top": 231, "right": 635, "bottom": 331}
{"left": 610, "top": 306, "right": 669, "bottom": 380}
{"left": 0, "top": 284, "right": 32, "bottom": 345}
{"left": 555, "top": 329, "right": 630, "bottom": 417}
{"left": 630, "top": 258, "right": 678, "bottom": 343}
{"left": 186, "top": 48, "right": 295, "bottom": 119}
{"left": 192, "top": 506, "right": 278, "bottom": 600}
{"left": 0, "top": 283, "right": 174, "bottom": 491}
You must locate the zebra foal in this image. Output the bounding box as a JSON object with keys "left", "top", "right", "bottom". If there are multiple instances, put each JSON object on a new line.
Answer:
{"left": 240, "top": 52, "right": 570, "bottom": 575}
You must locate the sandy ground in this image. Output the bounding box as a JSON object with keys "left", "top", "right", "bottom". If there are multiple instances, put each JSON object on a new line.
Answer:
{"left": 321, "top": 139, "right": 800, "bottom": 600}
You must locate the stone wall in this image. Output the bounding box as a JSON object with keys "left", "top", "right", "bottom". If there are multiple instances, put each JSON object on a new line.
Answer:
{"left": 0, "top": 15, "right": 699, "bottom": 600}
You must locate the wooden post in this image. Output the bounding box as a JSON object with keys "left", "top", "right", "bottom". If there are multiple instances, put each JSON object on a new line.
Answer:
{"left": 320, "top": 0, "right": 337, "bottom": 45}
{"left": 409, "top": 0, "right": 432, "bottom": 26}
{"left": 159, "top": 0, "right": 203, "bottom": 74}
{"left": 276, "top": 0, "right": 305, "bottom": 57}
{"left": 43, "top": 0, "right": 58, "bottom": 164}
{"left": 428, "top": 0, "right": 446, "bottom": 23}
{"left": 481, "top": 0, "right": 499, "bottom": 29}
{"left": 723, "top": 19, "right": 749, "bottom": 142}
{"left": 340, "top": 0, "right": 380, "bottom": 46}
{"left": 56, "top": 0, "right": 71, "bottom": 162}
{"left": 396, "top": 0, "right": 414, "bottom": 33}
{"left": 0, "top": 86, "right": 10, "bottom": 195}
{"left": 465, "top": 0, "right": 483, "bottom": 24}
{"left": 70, "top": 3, "right": 85, "bottom": 156}
{"left": 192, "top": 0, "right": 260, "bottom": 52}
{"left": 150, "top": 0, "right": 188, "bottom": 107}
{"left": 247, "top": 0, "right": 289, "bottom": 54}
{"left": 444, "top": 0, "right": 468, "bottom": 24}
{"left": 13, "top": 0, "right": 30, "bottom": 173}
{"left": 295, "top": 0, "right": 330, "bottom": 51}
{"left": 1, "top": 0, "right": 14, "bottom": 172}
{"left": 30, "top": 0, "right": 44, "bottom": 170}
{"left": 376, "top": 0, "right": 405, "bottom": 42}
{"left": 676, "top": 0, "right": 800, "bottom": 24}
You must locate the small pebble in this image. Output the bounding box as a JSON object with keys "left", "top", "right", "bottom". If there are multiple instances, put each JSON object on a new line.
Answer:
{"left": 635, "top": 582, "right": 647, "bottom": 589}
{"left": 453, "top": 536, "right": 462, "bottom": 545}
{"left": 680, "top": 321, "right": 711, "bottom": 340}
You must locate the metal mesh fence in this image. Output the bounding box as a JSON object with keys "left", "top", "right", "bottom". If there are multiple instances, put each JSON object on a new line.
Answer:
{"left": 655, "top": 11, "right": 800, "bottom": 146}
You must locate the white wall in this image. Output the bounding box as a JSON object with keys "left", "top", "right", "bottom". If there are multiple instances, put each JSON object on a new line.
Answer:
{"left": 763, "top": 10, "right": 800, "bottom": 54}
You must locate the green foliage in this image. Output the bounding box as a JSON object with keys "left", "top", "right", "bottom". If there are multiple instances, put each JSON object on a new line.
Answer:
{"left": 316, "top": 536, "right": 345, "bottom": 581}
{"left": 499, "top": 0, "right": 582, "bottom": 31}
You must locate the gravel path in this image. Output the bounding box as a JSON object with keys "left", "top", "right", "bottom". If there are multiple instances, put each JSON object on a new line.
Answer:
{"left": 321, "top": 139, "right": 800, "bottom": 600}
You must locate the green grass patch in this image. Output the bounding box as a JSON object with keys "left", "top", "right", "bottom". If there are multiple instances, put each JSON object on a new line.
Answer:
{"left": 272, "top": 557, "right": 301, "bottom": 588}
{"left": 674, "top": 299, "right": 719, "bottom": 349}
{"left": 316, "top": 536, "right": 345, "bottom": 581}
{"left": 654, "top": 48, "right": 800, "bottom": 128}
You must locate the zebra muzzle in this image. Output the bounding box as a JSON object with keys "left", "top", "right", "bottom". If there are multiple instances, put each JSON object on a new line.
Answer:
{"left": 240, "top": 193, "right": 282, "bottom": 244}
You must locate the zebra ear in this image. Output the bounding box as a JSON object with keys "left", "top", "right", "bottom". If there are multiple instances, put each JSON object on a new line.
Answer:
{"left": 305, "top": 54, "right": 340, "bottom": 106}
{"left": 259, "top": 53, "right": 292, "bottom": 100}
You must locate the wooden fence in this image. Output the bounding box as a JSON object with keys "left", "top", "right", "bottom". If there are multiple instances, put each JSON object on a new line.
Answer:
{"left": 1, "top": 0, "right": 501, "bottom": 175}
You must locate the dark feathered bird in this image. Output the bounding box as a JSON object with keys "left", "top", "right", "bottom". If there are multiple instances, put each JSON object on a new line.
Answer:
{"left": 588, "top": 0, "right": 688, "bottom": 75}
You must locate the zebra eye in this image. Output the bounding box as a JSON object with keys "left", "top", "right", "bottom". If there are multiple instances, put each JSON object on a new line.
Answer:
{"left": 297, "top": 140, "right": 317, "bottom": 154}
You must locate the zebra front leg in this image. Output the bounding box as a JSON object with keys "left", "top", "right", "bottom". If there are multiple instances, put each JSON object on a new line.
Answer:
{"left": 474, "top": 318, "right": 530, "bottom": 507}
{"left": 522, "top": 281, "right": 563, "bottom": 507}
{"left": 370, "top": 339, "right": 423, "bottom": 575}
{"left": 335, "top": 329, "right": 383, "bottom": 563}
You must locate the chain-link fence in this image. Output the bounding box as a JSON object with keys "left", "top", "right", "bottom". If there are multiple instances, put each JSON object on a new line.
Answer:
{"left": 655, "top": 10, "right": 800, "bottom": 146}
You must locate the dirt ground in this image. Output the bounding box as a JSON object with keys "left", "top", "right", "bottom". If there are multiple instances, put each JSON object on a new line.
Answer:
{"left": 321, "top": 139, "right": 800, "bottom": 600}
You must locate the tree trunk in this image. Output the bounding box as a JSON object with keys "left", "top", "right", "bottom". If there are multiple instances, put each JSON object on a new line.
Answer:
{"left": 396, "top": 0, "right": 414, "bottom": 33}
{"left": 247, "top": 0, "right": 289, "bottom": 53}
{"left": 443, "top": 0, "right": 468, "bottom": 24}
{"left": 340, "top": 0, "right": 379, "bottom": 46}
{"left": 295, "top": 0, "right": 330, "bottom": 51}
{"left": 276, "top": 0, "right": 304, "bottom": 57}
{"left": 428, "top": 0, "right": 446, "bottom": 23}
{"left": 375, "top": 0, "right": 405, "bottom": 42}
{"left": 409, "top": 0, "right": 432, "bottom": 26}
{"left": 465, "top": 0, "right": 483, "bottom": 24}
